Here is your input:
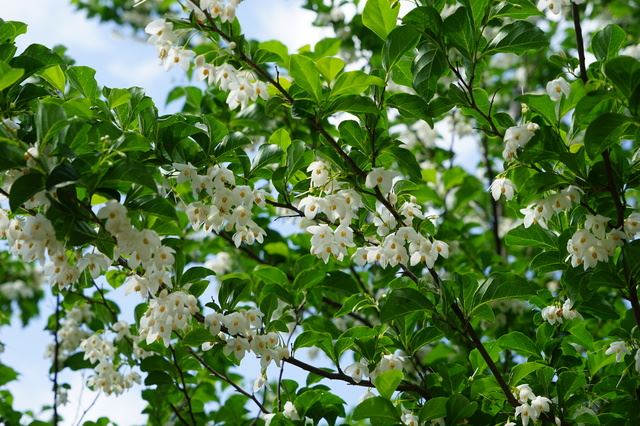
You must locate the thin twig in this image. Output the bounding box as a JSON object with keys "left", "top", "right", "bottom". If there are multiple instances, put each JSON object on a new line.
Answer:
{"left": 170, "top": 346, "right": 197, "bottom": 425}
{"left": 53, "top": 292, "right": 61, "bottom": 426}
{"left": 74, "top": 392, "right": 101, "bottom": 426}
{"left": 188, "top": 348, "right": 271, "bottom": 414}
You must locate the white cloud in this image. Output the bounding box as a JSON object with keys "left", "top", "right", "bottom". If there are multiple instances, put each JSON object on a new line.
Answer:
{"left": 238, "top": 0, "right": 332, "bottom": 51}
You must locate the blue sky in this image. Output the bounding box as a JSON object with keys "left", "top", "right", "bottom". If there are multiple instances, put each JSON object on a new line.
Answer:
{"left": 0, "top": 1, "right": 330, "bottom": 424}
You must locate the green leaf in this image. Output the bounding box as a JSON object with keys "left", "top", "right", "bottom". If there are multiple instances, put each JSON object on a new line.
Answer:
{"left": 253, "top": 265, "right": 288, "bottom": 285}
{"left": 557, "top": 371, "right": 586, "bottom": 401}
{"left": 486, "top": 21, "right": 547, "bottom": 55}
{"left": 0, "top": 364, "right": 18, "bottom": 386}
{"left": 0, "top": 63, "right": 24, "bottom": 91}
{"left": 10, "top": 43, "right": 63, "bottom": 80}
{"left": 268, "top": 128, "right": 291, "bottom": 150}
{"left": 9, "top": 172, "right": 46, "bottom": 211}
{"left": 444, "top": 7, "right": 475, "bottom": 57}
{"left": 0, "top": 20, "right": 27, "bottom": 44}
{"left": 419, "top": 397, "right": 447, "bottom": 421}
{"left": 412, "top": 42, "right": 447, "bottom": 102}
{"left": 518, "top": 94, "right": 557, "bottom": 124}
{"left": 289, "top": 54, "right": 323, "bottom": 101}
{"left": 380, "top": 287, "right": 432, "bottom": 322}
{"left": 331, "top": 71, "right": 384, "bottom": 98}
{"left": 497, "top": 331, "right": 540, "bottom": 357}
{"left": 144, "top": 371, "right": 173, "bottom": 386}
{"left": 251, "top": 144, "right": 283, "bottom": 174}
{"left": 373, "top": 370, "right": 404, "bottom": 400}
{"left": 362, "top": 0, "right": 400, "bottom": 40}
{"left": 492, "top": 0, "right": 542, "bottom": 19}
{"left": 591, "top": 24, "right": 626, "bottom": 61}
{"left": 504, "top": 225, "right": 557, "bottom": 250}
{"left": 68, "top": 66, "right": 99, "bottom": 100}
{"left": 316, "top": 57, "right": 345, "bottom": 81}
{"left": 40, "top": 65, "right": 66, "bottom": 92}
{"left": 446, "top": 394, "right": 477, "bottom": 424}
{"left": 386, "top": 93, "right": 432, "bottom": 124}
{"left": 472, "top": 273, "right": 539, "bottom": 313}
{"left": 402, "top": 6, "right": 442, "bottom": 36}
{"left": 182, "top": 267, "right": 214, "bottom": 284}
{"left": 352, "top": 396, "right": 399, "bottom": 421}
{"left": 383, "top": 25, "right": 420, "bottom": 71}
{"left": 604, "top": 56, "right": 640, "bottom": 98}
{"left": 286, "top": 139, "right": 309, "bottom": 177}
{"left": 584, "top": 112, "right": 631, "bottom": 159}
{"left": 509, "top": 362, "right": 547, "bottom": 385}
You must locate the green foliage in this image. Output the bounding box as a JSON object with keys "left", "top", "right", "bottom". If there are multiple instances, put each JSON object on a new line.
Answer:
{"left": 1, "top": 1, "right": 640, "bottom": 425}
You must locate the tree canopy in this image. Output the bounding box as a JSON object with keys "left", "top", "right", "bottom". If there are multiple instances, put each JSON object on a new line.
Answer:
{"left": 1, "top": 0, "right": 640, "bottom": 425}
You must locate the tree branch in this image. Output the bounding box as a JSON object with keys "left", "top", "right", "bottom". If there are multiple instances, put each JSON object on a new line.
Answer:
{"left": 283, "top": 356, "right": 430, "bottom": 399}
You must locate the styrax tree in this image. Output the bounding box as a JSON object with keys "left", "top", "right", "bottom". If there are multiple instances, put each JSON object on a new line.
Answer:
{"left": 1, "top": 0, "right": 640, "bottom": 424}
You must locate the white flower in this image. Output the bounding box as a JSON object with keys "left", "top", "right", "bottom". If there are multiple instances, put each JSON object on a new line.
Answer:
{"left": 541, "top": 306, "right": 560, "bottom": 325}
{"left": 490, "top": 178, "right": 516, "bottom": 201}
{"left": 504, "top": 124, "right": 537, "bottom": 149}
{"left": 283, "top": 401, "right": 300, "bottom": 420}
{"left": 307, "top": 161, "right": 331, "bottom": 188}
{"left": 546, "top": 77, "right": 571, "bottom": 101}
{"left": 515, "top": 402, "right": 539, "bottom": 426}
{"left": 531, "top": 395, "right": 552, "bottom": 414}
{"left": 515, "top": 384, "right": 535, "bottom": 403}
{"left": 584, "top": 214, "right": 609, "bottom": 239}
{"left": 635, "top": 349, "right": 640, "bottom": 373}
{"left": 345, "top": 359, "right": 369, "bottom": 383}
{"left": 365, "top": 167, "right": 398, "bottom": 196}
{"left": 77, "top": 253, "right": 111, "bottom": 279}
{"left": 164, "top": 47, "right": 195, "bottom": 72}
{"left": 624, "top": 212, "right": 640, "bottom": 238}
{"left": 299, "top": 196, "right": 325, "bottom": 220}
{"left": 605, "top": 341, "right": 629, "bottom": 362}
{"left": 401, "top": 411, "right": 419, "bottom": 426}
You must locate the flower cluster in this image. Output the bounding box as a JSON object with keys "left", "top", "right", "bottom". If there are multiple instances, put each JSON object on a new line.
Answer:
{"left": 502, "top": 122, "right": 540, "bottom": 161}
{"left": 296, "top": 162, "right": 447, "bottom": 268}
{"left": 145, "top": 2, "right": 268, "bottom": 111}
{"left": 344, "top": 353, "right": 405, "bottom": 384}
{"left": 80, "top": 333, "right": 140, "bottom": 396}
{"left": 307, "top": 223, "right": 354, "bottom": 263}
{"left": 139, "top": 290, "right": 199, "bottom": 346}
{"left": 175, "top": 162, "right": 268, "bottom": 247}
{"left": 0, "top": 212, "right": 81, "bottom": 288}
{"left": 195, "top": 58, "right": 268, "bottom": 110}
{"left": 45, "top": 305, "right": 93, "bottom": 363}
{"left": 353, "top": 228, "right": 448, "bottom": 269}
{"left": 520, "top": 186, "right": 582, "bottom": 229}
{"left": 540, "top": 298, "right": 579, "bottom": 325}
{"left": 185, "top": 0, "right": 241, "bottom": 23}
{"left": 97, "top": 201, "right": 175, "bottom": 297}
{"left": 513, "top": 384, "right": 552, "bottom": 426}
{"left": 566, "top": 215, "right": 626, "bottom": 270}
{"left": 203, "top": 308, "right": 288, "bottom": 370}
